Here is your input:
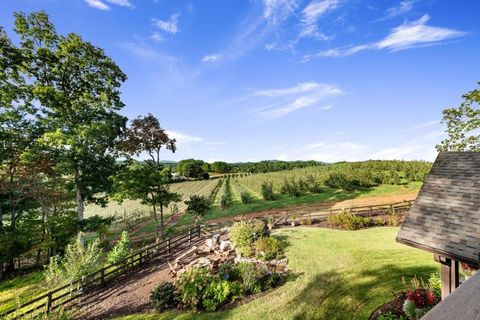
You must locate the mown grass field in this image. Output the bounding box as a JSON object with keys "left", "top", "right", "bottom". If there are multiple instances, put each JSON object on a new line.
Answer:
{"left": 116, "top": 227, "right": 437, "bottom": 320}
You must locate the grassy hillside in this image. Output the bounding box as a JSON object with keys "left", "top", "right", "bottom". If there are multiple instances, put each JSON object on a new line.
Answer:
{"left": 116, "top": 227, "right": 438, "bottom": 320}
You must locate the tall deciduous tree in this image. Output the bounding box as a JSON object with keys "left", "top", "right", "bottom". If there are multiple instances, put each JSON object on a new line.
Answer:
{"left": 112, "top": 161, "right": 180, "bottom": 241}
{"left": 117, "top": 113, "right": 176, "bottom": 166}
{"left": 13, "top": 11, "right": 127, "bottom": 221}
{"left": 437, "top": 82, "right": 480, "bottom": 151}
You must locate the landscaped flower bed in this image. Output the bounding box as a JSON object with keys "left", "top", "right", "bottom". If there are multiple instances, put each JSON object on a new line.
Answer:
{"left": 370, "top": 274, "right": 440, "bottom": 320}
{"left": 150, "top": 219, "right": 289, "bottom": 314}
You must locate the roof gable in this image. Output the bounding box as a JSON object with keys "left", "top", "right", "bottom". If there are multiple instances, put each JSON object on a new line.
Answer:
{"left": 397, "top": 152, "right": 480, "bottom": 265}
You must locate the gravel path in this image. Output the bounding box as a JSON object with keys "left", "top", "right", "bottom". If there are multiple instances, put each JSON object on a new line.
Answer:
{"left": 73, "top": 236, "right": 206, "bottom": 320}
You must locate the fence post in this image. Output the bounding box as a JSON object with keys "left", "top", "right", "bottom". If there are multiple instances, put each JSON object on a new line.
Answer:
{"left": 390, "top": 204, "right": 395, "bottom": 215}
{"left": 46, "top": 292, "right": 52, "bottom": 314}
{"left": 197, "top": 225, "right": 200, "bottom": 238}
{"left": 139, "top": 251, "right": 143, "bottom": 265}
{"left": 167, "top": 237, "right": 171, "bottom": 254}
{"left": 100, "top": 268, "right": 105, "bottom": 286}
{"left": 188, "top": 229, "right": 192, "bottom": 243}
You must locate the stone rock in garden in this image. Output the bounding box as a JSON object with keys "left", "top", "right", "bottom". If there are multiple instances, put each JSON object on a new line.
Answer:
{"left": 205, "top": 238, "right": 214, "bottom": 249}
{"left": 268, "top": 260, "right": 278, "bottom": 266}
{"left": 212, "top": 234, "right": 220, "bottom": 245}
{"left": 219, "top": 240, "right": 231, "bottom": 252}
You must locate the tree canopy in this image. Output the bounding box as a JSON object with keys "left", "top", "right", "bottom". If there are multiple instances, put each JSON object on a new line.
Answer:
{"left": 437, "top": 82, "right": 480, "bottom": 151}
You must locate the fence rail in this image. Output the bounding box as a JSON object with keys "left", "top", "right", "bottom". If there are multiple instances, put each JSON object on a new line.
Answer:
{"left": 1, "top": 225, "right": 201, "bottom": 319}
{"left": 259, "top": 200, "right": 415, "bottom": 226}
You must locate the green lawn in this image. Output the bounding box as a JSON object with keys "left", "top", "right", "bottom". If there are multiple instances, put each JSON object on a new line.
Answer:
{"left": 178, "top": 182, "right": 421, "bottom": 225}
{"left": 116, "top": 226, "right": 437, "bottom": 320}
{"left": 0, "top": 271, "right": 45, "bottom": 314}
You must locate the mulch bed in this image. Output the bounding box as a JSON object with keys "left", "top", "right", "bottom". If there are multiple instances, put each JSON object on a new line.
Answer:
{"left": 370, "top": 292, "right": 407, "bottom": 319}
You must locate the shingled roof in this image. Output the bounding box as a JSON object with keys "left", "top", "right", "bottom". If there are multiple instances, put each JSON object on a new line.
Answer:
{"left": 397, "top": 152, "right": 480, "bottom": 266}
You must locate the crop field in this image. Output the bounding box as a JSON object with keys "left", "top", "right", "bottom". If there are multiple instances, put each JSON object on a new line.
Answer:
{"left": 85, "top": 179, "right": 221, "bottom": 220}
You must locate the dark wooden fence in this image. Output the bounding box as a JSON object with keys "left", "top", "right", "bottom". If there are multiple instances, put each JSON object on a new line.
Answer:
{"left": 0, "top": 225, "right": 201, "bottom": 319}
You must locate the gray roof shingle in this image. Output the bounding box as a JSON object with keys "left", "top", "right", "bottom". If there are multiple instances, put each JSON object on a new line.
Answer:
{"left": 397, "top": 152, "right": 480, "bottom": 265}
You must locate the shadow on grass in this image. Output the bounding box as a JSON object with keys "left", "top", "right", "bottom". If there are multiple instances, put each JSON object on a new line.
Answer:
{"left": 287, "top": 264, "right": 436, "bottom": 320}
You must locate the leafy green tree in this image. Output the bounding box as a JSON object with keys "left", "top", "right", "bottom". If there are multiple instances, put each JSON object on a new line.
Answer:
{"left": 211, "top": 161, "right": 232, "bottom": 173}
{"left": 177, "top": 159, "right": 208, "bottom": 179}
{"left": 115, "top": 114, "right": 179, "bottom": 240}
{"left": 117, "top": 113, "right": 176, "bottom": 166}
{"left": 184, "top": 195, "right": 211, "bottom": 223}
{"left": 112, "top": 161, "right": 180, "bottom": 240}
{"left": 437, "top": 82, "right": 480, "bottom": 151}
{"left": 12, "top": 11, "right": 127, "bottom": 221}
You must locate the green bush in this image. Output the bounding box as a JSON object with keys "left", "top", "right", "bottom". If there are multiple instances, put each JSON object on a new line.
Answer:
{"left": 428, "top": 272, "right": 441, "bottom": 299}
{"left": 262, "top": 272, "right": 284, "bottom": 290}
{"left": 219, "top": 261, "right": 240, "bottom": 281}
{"left": 254, "top": 237, "right": 283, "bottom": 260}
{"left": 229, "top": 220, "right": 265, "bottom": 257}
{"left": 150, "top": 282, "right": 178, "bottom": 312}
{"left": 327, "top": 210, "right": 373, "bottom": 230}
{"left": 237, "top": 262, "right": 264, "bottom": 294}
{"left": 261, "top": 182, "right": 274, "bottom": 200}
{"left": 107, "top": 231, "right": 132, "bottom": 265}
{"left": 177, "top": 267, "right": 212, "bottom": 311}
{"left": 220, "top": 195, "right": 228, "bottom": 210}
{"left": 378, "top": 312, "right": 405, "bottom": 320}
{"left": 240, "top": 191, "right": 251, "bottom": 204}
{"left": 44, "top": 256, "right": 63, "bottom": 288}
{"left": 280, "top": 178, "right": 301, "bottom": 197}
{"left": 202, "top": 277, "right": 232, "bottom": 311}
{"left": 300, "top": 215, "right": 313, "bottom": 225}
{"left": 62, "top": 233, "right": 102, "bottom": 284}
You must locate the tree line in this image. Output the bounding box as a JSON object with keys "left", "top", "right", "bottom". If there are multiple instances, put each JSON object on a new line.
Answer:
{"left": 0, "top": 12, "right": 181, "bottom": 279}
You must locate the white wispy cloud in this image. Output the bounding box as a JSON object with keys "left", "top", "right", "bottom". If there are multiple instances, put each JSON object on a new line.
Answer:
{"left": 167, "top": 131, "right": 226, "bottom": 147}
{"left": 305, "top": 14, "right": 466, "bottom": 60}
{"left": 263, "top": 0, "right": 298, "bottom": 25}
{"left": 167, "top": 131, "right": 203, "bottom": 144}
{"left": 377, "top": 0, "right": 417, "bottom": 21}
{"left": 153, "top": 13, "right": 180, "bottom": 35}
{"left": 299, "top": 0, "right": 338, "bottom": 39}
{"left": 253, "top": 82, "right": 343, "bottom": 118}
{"left": 105, "top": 0, "right": 134, "bottom": 8}
{"left": 85, "top": 0, "right": 133, "bottom": 10}
{"left": 85, "top": 0, "right": 110, "bottom": 10}
{"left": 201, "top": 54, "right": 223, "bottom": 63}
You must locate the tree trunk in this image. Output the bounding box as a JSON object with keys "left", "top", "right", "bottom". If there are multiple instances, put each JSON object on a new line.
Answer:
{"left": 76, "top": 185, "right": 84, "bottom": 222}
{"left": 75, "top": 169, "right": 84, "bottom": 222}
{"left": 160, "top": 203, "right": 164, "bottom": 240}
{"left": 152, "top": 204, "right": 159, "bottom": 242}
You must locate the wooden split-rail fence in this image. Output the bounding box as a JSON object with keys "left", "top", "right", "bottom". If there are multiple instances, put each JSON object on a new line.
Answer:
{"left": 254, "top": 200, "right": 415, "bottom": 227}
{"left": 0, "top": 225, "right": 201, "bottom": 319}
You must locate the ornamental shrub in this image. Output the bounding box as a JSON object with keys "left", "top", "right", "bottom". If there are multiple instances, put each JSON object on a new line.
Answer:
{"left": 219, "top": 261, "right": 240, "bottom": 281}
{"left": 229, "top": 220, "right": 265, "bottom": 257}
{"left": 202, "top": 277, "right": 232, "bottom": 311}
{"left": 254, "top": 237, "right": 283, "bottom": 260}
{"left": 327, "top": 210, "right": 373, "bottom": 230}
{"left": 237, "top": 262, "right": 264, "bottom": 294}
{"left": 428, "top": 273, "right": 441, "bottom": 299}
{"left": 177, "top": 267, "right": 212, "bottom": 311}
{"left": 150, "top": 282, "right": 178, "bottom": 312}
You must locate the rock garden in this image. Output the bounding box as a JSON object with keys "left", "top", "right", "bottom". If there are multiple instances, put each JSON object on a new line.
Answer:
{"left": 150, "top": 219, "right": 289, "bottom": 314}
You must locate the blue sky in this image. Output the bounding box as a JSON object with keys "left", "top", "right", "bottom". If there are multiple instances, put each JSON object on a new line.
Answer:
{"left": 2, "top": 0, "right": 480, "bottom": 163}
